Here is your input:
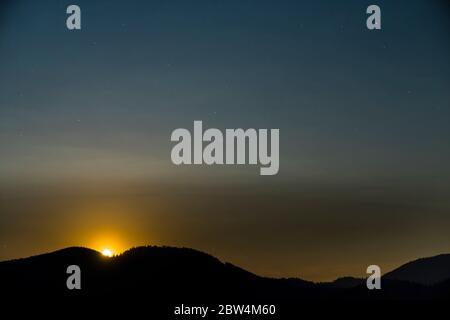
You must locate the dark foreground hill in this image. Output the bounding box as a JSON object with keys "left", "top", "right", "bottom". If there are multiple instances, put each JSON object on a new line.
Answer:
{"left": 384, "top": 254, "right": 450, "bottom": 285}
{"left": 0, "top": 246, "right": 449, "bottom": 316}
{"left": 0, "top": 246, "right": 315, "bottom": 300}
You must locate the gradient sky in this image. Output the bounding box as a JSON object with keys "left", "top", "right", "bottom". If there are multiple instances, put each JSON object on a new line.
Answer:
{"left": 0, "top": 0, "right": 449, "bottom": 281}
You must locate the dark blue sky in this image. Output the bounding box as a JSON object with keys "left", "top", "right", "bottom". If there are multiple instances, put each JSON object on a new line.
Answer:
{"left": 0, "top": 0, "right": 449, "bottom": 280}
{"left": 1, "top": 0, "right": 449, "bottom": 183}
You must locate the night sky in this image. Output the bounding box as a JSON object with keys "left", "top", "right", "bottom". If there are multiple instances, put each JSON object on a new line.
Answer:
{"left": 0, "top": 0, "right": 449, "bottom": 281}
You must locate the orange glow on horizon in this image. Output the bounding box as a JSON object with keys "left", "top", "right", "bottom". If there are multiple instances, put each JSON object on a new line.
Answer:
{"left": 65, "top": 199, "right": 154, "bottom": 256}
{"left": 87, "top": 233, "right": 127, "bottom": 256}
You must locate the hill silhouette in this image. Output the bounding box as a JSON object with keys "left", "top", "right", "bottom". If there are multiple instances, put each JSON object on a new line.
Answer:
{"left": 384, "top": 254, "right": 450, "bottom": 285}
{"left": 319, "top": 276, "right": 364, "bottom": 289}
{"left": 0, "top": 246, "right": 449, "bottom": 316}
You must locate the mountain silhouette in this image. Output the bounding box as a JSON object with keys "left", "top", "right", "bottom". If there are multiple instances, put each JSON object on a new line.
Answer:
{"left": 0, "top": 246, "right": 449, "bottom": 316}
{"left": 384, "top": 254, "right": 450, "bottom": 285}
{"left": 319, "top": 276, "right": 364, "bottom": 289}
